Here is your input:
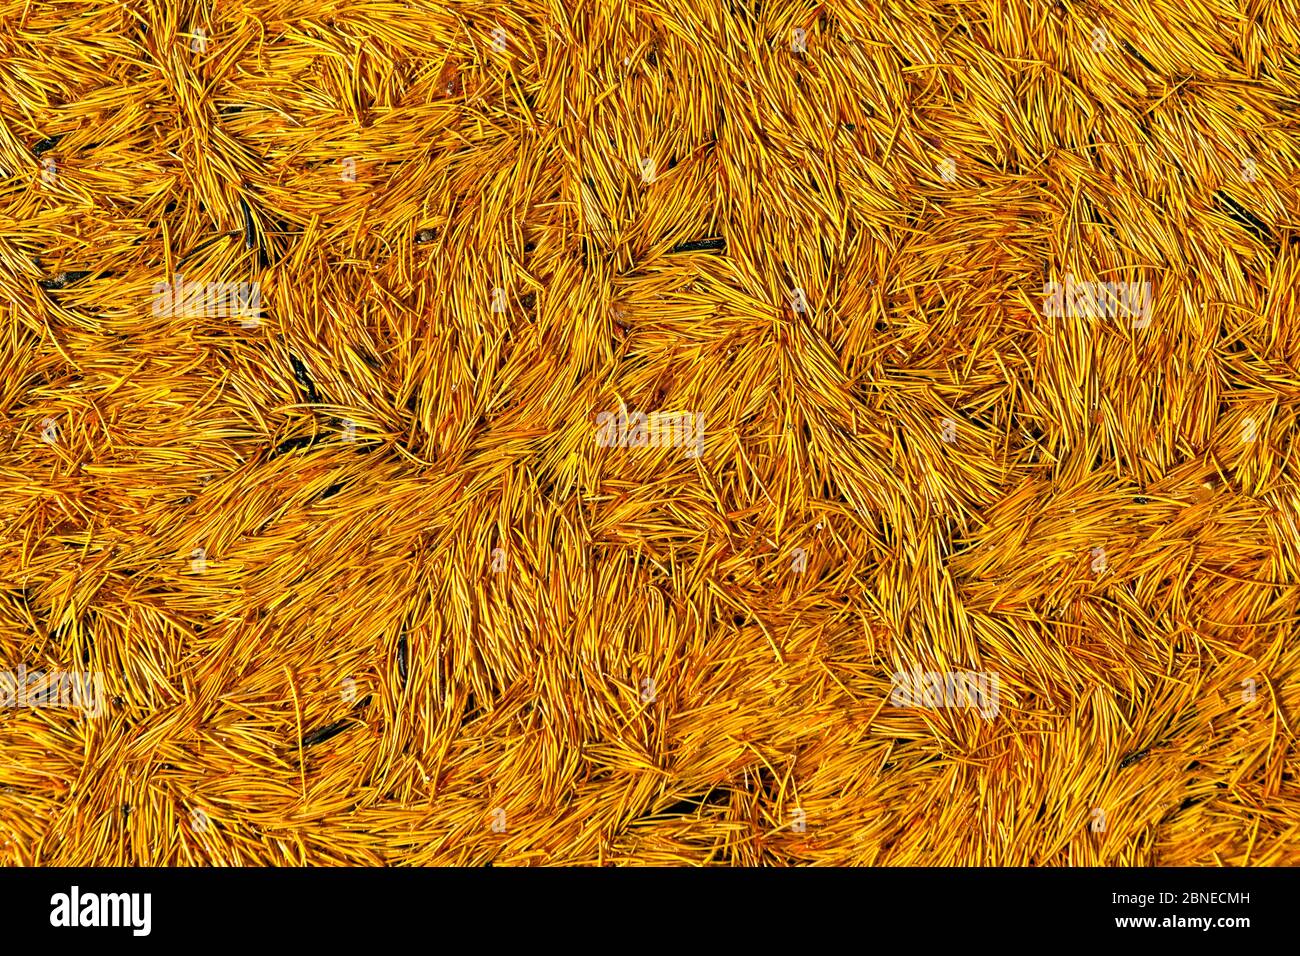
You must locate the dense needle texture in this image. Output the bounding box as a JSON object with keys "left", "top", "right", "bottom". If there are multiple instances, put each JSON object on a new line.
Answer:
{"left": 1, "top": 1, "right": 1299, "bottom": 867}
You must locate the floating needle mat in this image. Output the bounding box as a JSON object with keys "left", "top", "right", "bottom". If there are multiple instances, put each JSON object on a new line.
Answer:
{"left": 1, "top": 1, "right": 1299, "bottom": 867}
